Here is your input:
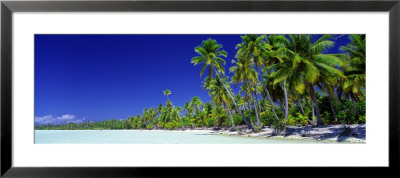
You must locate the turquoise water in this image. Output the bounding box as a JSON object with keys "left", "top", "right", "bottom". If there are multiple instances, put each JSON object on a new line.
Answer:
{"left": 35, "top": 130, "right": 337, "bottom": 144}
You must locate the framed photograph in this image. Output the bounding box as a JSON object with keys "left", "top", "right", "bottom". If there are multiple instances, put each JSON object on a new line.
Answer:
{"left": 1, "top": 0, "right": 399, "bottom": 177}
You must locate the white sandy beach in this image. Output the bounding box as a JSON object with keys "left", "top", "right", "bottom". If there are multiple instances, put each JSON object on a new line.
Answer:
{"left": 147, "top": 124, "right": 366, "bottom": 143}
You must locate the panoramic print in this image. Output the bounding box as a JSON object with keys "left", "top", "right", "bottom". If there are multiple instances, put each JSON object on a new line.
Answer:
{"left": 34, "top": 34, "right": 366, "bottom": 144}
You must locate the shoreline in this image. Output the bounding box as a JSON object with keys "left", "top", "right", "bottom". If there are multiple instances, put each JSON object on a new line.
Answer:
{"left": 153, "top": 124, "right": 366, "bottom": 143}
{"left": 35, "top": 124, "right": 366, "bottom": 143}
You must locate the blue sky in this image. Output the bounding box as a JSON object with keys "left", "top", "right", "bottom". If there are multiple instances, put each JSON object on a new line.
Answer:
{"left": 34, "top": 34, "right": 350, "bottom": 124}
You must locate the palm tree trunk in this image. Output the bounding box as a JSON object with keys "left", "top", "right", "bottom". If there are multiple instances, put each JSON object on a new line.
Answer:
{"left": 296, "top": 93, "right": 306, "bottom": 115}
{"left": 246, "top": 98, "right": 254, "bottom": 126}
{"left": 328, "top": 94, "right": 338, "bottom": 122}
{"left": 214, "top": 70, "right": 253, "bottom": 129}
{"left": 244, "top": 78, "right": 260, "bottom": 127}
{"left": 253, "top": 90, "right": 262, "bottom": 119}
{"left": 282, "top": 81, "right": 289, "bottom": 123}
{"left": 224, "top": 103, "right": 235, "bottom": 128}
{"left": 349, "top": 93, "right": 358, "bottom": 117}
{"left": 257, "top": 68, "right": 280, "bottom": 121}
{"left": 246, "top": 87, "right": 260, "bottom": 127}
{"left": 251, "top": 97, "right": 260, "bottom": 126}
{"left": 309, "top": 84, "right": 323, "bottom": 126}
{"left": 245, "top": 78, "right": 260, "bottom": 126}
{"left": 305, "top": 97, "right": 312, "bottom": 110}
{"left": 252, "top": 90, "right": 261, "bottom": 126}
{"left": 279, "top": 100, "right": 285, "bottom": 116}
{"left": 310, "top": 97, "right": 316, "bottom": 125}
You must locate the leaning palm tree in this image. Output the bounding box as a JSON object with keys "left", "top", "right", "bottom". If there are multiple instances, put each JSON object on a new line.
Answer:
{"left": 264, "top": 34, "right": 290, "bottom": 122}
{"left": 207, "top": 76, "right": 236, "bottom": 128}
{"left": 272, "top": 34, "right": 346, "bottom": 126}
{"left": 236, "top": 34, "right": 281, "bottom": 123}
{"left": 191, "top": 38, "right": 253, "bottom": 129}
{"left": 163, "top": 89, "right": 171, "bottom": 100}
{"left": 230, "top": 57, "right": 259, "bottom": 127}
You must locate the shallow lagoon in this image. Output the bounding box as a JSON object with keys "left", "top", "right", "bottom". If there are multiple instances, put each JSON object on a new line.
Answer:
{"left": 35, "top": 130, "right": 341, "bottom": 144}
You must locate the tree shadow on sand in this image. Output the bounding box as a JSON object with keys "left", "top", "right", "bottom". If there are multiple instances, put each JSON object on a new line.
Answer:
{"left": 282, "top": 125, "right": 366, "bottom": 142}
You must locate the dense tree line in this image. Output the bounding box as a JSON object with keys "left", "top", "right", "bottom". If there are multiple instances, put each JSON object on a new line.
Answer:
{"left": 35, "top": 34, "right": 366, "bottom": 132}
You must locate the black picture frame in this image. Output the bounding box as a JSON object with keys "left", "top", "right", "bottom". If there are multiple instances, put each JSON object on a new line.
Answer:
{"left": 1, "top": 0, "right": 399, "bottom": 177}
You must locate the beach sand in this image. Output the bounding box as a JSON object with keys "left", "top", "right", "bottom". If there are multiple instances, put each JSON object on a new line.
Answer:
{"left": 150, "top": 124, "right": 366, "bottom": 143}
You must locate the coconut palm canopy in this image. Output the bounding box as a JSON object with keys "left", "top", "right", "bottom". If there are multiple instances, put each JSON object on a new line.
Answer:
{"left": 35, "top": 34, "right": 365, "bottom": 131}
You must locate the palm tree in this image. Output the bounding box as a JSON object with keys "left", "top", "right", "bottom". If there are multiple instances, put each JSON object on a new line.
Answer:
{"left": 191, "top": 38, "right": 253, "bottom": 129}
{"left": 188, "top": 96, "right": 204, "bottom": 124}
{"left": 341, "top": 34, "right": 366, "bottom": 117}
{"left": 294, "top": 92, "right": 306, "bottom": 116}
{"left": 318, "top": 73, "right": 340, "bottom": 122}
{"left": 160, "top": 100, "right": 174, "bottom": 124}
{"left": 163, "top": 89, "right": 171, "bottom": 100}
{"left": 207, "top": 76, "right": 236, "bottom": 128}
{"left": 272, "top": 34, "right": 345, "bottom": 126}
{"left": 236, "top": 34, "right": 281, "bottom": 123}
{"left": 191, "top": 38, "right": 227, "bottom": 82}
{"left": 204, "top": 102, "right": 213, "bottom": 116}
{"left": 183, "top": 102, "right": 191, "bottom": 117}
{"left": 230, "top": 57, "right": 259, "bottom": 127}
{"left": 212, "top": 105, "right": 227, "bottom": 128}
{"left": 183, "top": 101, "right": 195, "bottom": 127}
{"left": 264, "top": 34, "right": 291, "bottom": 122}
{"left": 175, "top": 106, "right": 184, "bottom": 130}
{"left": 189, "top": 96, "right": 203, "bottom": 113}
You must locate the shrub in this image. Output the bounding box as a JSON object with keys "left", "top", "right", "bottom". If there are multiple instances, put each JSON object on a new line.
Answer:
{"left": 233, "top": 114, "right": 243, "bottom": 126}
{"left": 164, "top": 122, "right": 178, "bottom": 130}
{"left": 359, "top": 115, "right": 366, "bottom": 123}
{"left": 272, "top": 119, "right": 286, "bottom": 132}
{"left": 286, "top": 113, "right": 309, "bottom": 126}
{"left": 204, "top": 116, "right": 217, "bottom": 127}
{"left": 321, "top": 111, "right": 332, "bottom": 124}
{"left": 253, "top": 125, "right": 262, "bottom": 132}
{"left": 334, "top": 100, "right": 358, "bottom": 124}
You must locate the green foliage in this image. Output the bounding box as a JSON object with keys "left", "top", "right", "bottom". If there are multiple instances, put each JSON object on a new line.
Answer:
{"left": 260, "top": 113, "right": 272, "bottom": 126}
{"left": 359, "top": 115, "right": 366, "bottom": 123}
{"left": 272, "top": 119, "right": 286, "bottom": 132}
{"left": 164, "top": 122, "right": 176, "bottom": 130}
{"left": 286, "top": 113, "right": 308, "bottom": 126}
{"left": 232, "top": 114, "right": 244, "bottom": 126}
{"left": 321, "top": 111, "right": 332, "bottom": 124}
{"left": 333, "top": 100, "right": 365, "bottom": 124}
{"left": 253, "top": 125, "right": 262, "bottom": 132}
